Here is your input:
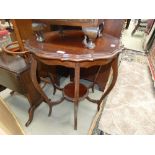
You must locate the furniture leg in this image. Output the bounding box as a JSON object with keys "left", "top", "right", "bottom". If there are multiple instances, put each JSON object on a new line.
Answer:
{"left": 86, "top": 57, "right": 118, "bottom": 110}
{"left": 74, "top": 63, "right": 80, "bottom": 130}
{"left": 131, "top": 19, "right": 141, "bottom": 35}
{"left": 97, "top": 57, "right": 118, "bottom": 110}
{"left": 48, "top": 72, "right": 63, "bottom": 95}
{"left": 30, "top": 56, "right": 52, "bottom": 116}
{"left": 91, "top": 65, "right": 102, "bottom": 93}
{"left": 125, "top": 19, "right": 131, "bottom": 29}
{"left": 25, "top": 105, "right": 36, "bottom": 127}
{"left": 26, "top": 101, "right": 42, "bottom": 127}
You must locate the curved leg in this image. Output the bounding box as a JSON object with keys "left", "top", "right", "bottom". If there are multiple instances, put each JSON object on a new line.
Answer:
{"left": 25, "top": 105, "right": 36, "bottom": 127}
{"left": 86, "top": 57, "right": 118, "bottom": 111}
{"left": 48, "top": 72, "right": 63, "bottom": 95}
{"left": 97, "top": 57, "right": 118, "bottom": 111}
{"left": 30, "top": 56, "right": 52, "bottom": 116}
{"left": 41, "top": 81, "right": 47, "bottom": 89}
{"left": 86, "top": 96, "right": 99, "bottom": 103}
{"left": 91, "top": 66, "right": 102, "bottom": 93}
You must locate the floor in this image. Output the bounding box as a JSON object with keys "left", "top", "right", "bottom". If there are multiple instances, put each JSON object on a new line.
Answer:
{"left": 121, "top": 20, "right": 146, "bottom": 52}
{"left": 98, "top": 50, "right": 155, "bottom": 134}
{"left": 0, "top": 20, "right": 149, "bottom": 134}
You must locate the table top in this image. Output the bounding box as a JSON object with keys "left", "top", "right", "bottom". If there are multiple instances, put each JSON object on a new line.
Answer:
{"left": 25, "top": 30, "right": 122, "bottom": 62}
{"left": 32, "top": 19, "right": 104, "bottom": 27}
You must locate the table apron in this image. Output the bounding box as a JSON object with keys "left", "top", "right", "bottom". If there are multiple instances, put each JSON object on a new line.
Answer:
{"left": 34, "top": 56, "right": 113, "bottom": 69}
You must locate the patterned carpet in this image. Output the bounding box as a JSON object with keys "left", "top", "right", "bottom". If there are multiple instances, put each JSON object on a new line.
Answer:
{"left": 89, "top": 49, "right": 155, "bottom": 135}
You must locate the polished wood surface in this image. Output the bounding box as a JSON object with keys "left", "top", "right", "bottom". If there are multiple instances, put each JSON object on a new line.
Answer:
{"left": 26, "top": 30, "right": 122, "bottom": 130}
{"left": 25, "top": 31, "right": 120, "bottom": 61}
{"left": 63, "top": 83, "right": 88, "bottom": 101}
{"left": 11, "top": 19, "right": 124, "bottom": 91}
{"left": 33, "top": 19, "right": 104, "bottom": 28}
{"left": 33, "top": 19, "right": 104, "bottom": 49}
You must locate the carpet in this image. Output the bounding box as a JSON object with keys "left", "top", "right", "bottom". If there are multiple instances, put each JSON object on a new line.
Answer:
{"left": 89, "top": 49, "right": 155, "bottom": 135}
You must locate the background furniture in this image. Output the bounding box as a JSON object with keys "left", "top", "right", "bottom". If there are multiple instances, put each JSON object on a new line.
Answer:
{"left": 125, "top": 19, "right": 131, "bottom": 29}
{"left": 0, "top": 20, "right": 57, "bottom": 126}
{"left": 0, "top": 51, "right": 43, "bottom": 126}
{"left": 143, "top": 20, "right": 155, "bottom": 51}
{"left": 131, "top": 19, "right": 147, "bottom": 36}
{"left": 10, "top": 19, "right": 61, "bottom": 85}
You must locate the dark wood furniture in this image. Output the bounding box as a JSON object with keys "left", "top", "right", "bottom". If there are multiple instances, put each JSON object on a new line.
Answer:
{"left": 80, "top": 19, "right": 125, "bottom": 91}
{"left": 33, "top": 19, "right": 104, "bottom": 49}
{"left": 1, "top": 21, "right": 57, "bottom": 127}
{"left": 0, "top": 52, "right": 43, "bottom": 127}
{"left": 32, "top": 19, "right": 125, "bottom": 91}
{"left": 25, "top": 30, "right": 123, "bottom": 130}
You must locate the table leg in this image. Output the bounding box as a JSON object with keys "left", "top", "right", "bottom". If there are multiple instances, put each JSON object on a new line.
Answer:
{"left": 30, "top": 56, "right": 52, "bottom": 116}
{"left": 97, "top": 56, "right": 118, "bottom": 111}
{"left": 74, "top": 63, "right": 80, "bottom": 130}
{"left": 25, "top": 104, "right": 37, "bottom": 127}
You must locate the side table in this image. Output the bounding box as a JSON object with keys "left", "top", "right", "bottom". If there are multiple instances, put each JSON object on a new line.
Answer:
{"left": 25, "top": 30, "right": 123, "bottom": 130}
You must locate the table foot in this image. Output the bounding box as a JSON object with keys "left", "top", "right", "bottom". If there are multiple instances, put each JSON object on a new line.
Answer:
{"left": 10, "top": 90, "right": 15, "bottom": 96}
{"left": 74, "top": 102, "right": 78, "bottom": 130}
{"left": 25, "top": 105, "right": 36, "bottom": 127}
{"left": 48, "top": 104, "right": 52, "bottom": 116}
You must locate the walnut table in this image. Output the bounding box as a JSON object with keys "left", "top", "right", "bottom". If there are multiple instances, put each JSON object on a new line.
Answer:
{"left": 25, "top": 30, "right": 122, "bottom": 130}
